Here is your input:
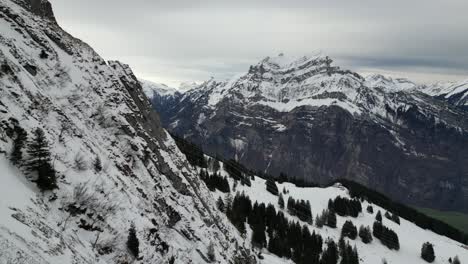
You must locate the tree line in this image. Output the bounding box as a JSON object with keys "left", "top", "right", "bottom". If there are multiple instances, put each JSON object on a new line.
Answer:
{"left": 199, "top": 170, "right": 230, "bottom": 193}
{"left": 328, "top": 196, "right": 362, "bottom": 218}
{"left": 334, "top": 179, "right": 468, "bottom": 245}
{"left": 170, "top": 133, "right": 207, "bottom": 168}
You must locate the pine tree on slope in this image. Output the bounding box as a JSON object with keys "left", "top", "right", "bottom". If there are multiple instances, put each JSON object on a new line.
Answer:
{"left": 320, "top": 239, "right": 338, "bottom": 264}
{"left": 358, "top": 225, "right": 373, "bottom": 244}
{"left": 376, "top": 210, "right": 382, "bottom": 222}
{"left": 278, "top": 193, "right": 285, "bottom": 209}
{"left": 127, "top": 223, "right": 139, "bottom": 258}
{"left": 27, "top": 128, "right": 57, "bottom": 191}
{"left": 341, "top": 220, "right": 357, "bottom": 240}
{"left": 10, "top": 124, "right": 27, "bottom": 165}
{"left": 421, "top": 242, "right": 435, "bottom": 263}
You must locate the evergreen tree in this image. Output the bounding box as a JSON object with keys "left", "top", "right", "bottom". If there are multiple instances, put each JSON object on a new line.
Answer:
{"left": 391, "top": 212, "right": 400, "bottom": 225}
{"left": 338, "top": 237, "right": 346, "bottom": 257}
{"left": 338, "top": 238, "right": 359, "bottom": 264}
{"left": 421, "top": 242, "right": 435, "bottom": 263}
{"left": 326, "top": 210, "right": 337, "bottom": 228}
{"left": 350, "top": 246, "right": 359, "bottom": 264}
{"left": 266, "top": 178, "right": 279, "bottom": 195}
{"left": 27, "top": 128, "right": 57, "bottom": 191}
{"left": 367, "top": 205, "right": 373, "bottom": 214}
{"left": 287, "top": 196, "right": 294, "bottom": 214}
{"left": 341, "top": 220, "right": 357, "bottom": 240}
{"left": 453, "top": 256, "right": 460, "bottom": 264}
{"left": 373, "top": 221, "right": 399, "bottom": 250}
{"left": 251, "top": 222, "right": 267, "bottom": 248}
{"left": 329, "top": 196, "right": 362, "bottom": 217}
{"left": 316, "top": 210, "right": 328, "bottom": 228}
{"left": 216, "top": 197, "right": 225, "bottom": 212}
{"left": 39, "top": 50, "right": 48, "bottom": 59}
{"left": 209, "top": 158, "right": 220, "bottom": 172}
{"left": 225, "top": 193, "right": 233, "bottom": 212}
{"left": 93, "top": 156, "right": 102, "bottom": 173}
{"left": 127, "top": 223, "right": 139, "bottom": 258}
{"left": 358, "top": 225, "right": 373, "bottom": 244}
{"left": 320, "top": 239, "right": 338, "bottom": 264}
{"left": 278, "top": 193, "right": 284, "bottom": 209}
{"left": 376, "top": 210, "right": 382, "bottom": 222}
{"left": 10, "top": 124, "right": 27, "bottom": 165}
{"left": 384, "top": 211, "right": 392, "bottom": 220}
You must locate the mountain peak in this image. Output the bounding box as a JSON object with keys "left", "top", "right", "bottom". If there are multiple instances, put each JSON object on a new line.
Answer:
{"left": 12, "top": 0, "right": 56, "bottom": 22}
{"left": 365, "top": 73, "right": 418, "bottom": 91}
{"left": 138, "top": 79, "right": 178, "bottom": 98}
{"left": 178, "top": 81, "right": 199, "bottom": 93}
{"left": 255, "top": 53, "right": 331, "bottom": 72}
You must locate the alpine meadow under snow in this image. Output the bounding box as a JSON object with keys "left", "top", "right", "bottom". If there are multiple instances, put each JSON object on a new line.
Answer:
{"left": 0, "top": 0, "right": 467, "bottom": 264}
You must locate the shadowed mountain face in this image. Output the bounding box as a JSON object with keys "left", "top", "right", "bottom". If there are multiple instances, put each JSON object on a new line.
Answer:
{"left": 147, "top": 55, "right": 468, "bottom": 213}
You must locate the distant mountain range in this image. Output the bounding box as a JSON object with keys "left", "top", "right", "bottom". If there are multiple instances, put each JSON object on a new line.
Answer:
{"left": 144, "top": 54, "right": 468, "bottom": 213}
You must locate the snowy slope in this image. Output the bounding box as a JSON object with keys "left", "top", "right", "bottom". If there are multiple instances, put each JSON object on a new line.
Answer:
{"left": 207, "top": 162, "right": 468, "bottom": 264}
{"left": 0, "top": 0, "right": 256, "bottom": 263}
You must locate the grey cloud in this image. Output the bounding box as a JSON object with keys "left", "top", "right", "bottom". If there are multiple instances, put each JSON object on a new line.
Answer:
{"left": 49, "top": 0, "right": 468, "bottom": 85}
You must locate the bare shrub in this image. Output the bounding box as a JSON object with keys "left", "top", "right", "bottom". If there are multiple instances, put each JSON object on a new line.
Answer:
{"left": 61, "top": 180, "right": 120, "bottom": 231}
{"left": 74, "top": 152, "right": 88, "bottom": 171}
{"left": 94, "top": 104, "right": 115, "bottom": 128}
{"left": 207, "top": 242, "right": 216, "bottom": 262}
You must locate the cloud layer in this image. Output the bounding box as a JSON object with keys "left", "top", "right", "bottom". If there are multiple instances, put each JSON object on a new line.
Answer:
{"left": 50, "top": 0, "right": 468, "bottom": 86}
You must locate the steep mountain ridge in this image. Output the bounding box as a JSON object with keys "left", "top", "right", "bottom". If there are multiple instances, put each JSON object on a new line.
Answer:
{"left": 152, "top": 54, "right": 468, "bottom": 213}
{"left": 0, "top": 1, "right": 256, "bottom": 263}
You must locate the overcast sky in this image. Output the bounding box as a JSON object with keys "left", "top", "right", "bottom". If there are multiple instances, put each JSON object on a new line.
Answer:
{"left": 49, "top": 0, "right": 468, "bottom": 87}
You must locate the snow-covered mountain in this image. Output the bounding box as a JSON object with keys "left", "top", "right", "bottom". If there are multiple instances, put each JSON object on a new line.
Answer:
{"left": 421, "top": 79, "right": 468, "bottom": 109}
{"left": 138, "top": 79, "right": 198, "bottom": 100}
{"left": 364, "top": 73, "right": 418, "bottom": 92}
{"left": 178, "top": 81, "right": 199, "bottom": 93}
{"left": 139, "top": 79, "right": 179, "bottom": 99}
{"left": 151, "top": 53, "right": 468, "bottom": 214}
{"left": 0, "top": 0, "right": 256, "bottom": 263}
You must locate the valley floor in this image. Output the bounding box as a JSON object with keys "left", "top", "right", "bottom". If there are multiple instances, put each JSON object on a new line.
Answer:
{"left": 416, "top": 207, "right": 468, "bottom": 235}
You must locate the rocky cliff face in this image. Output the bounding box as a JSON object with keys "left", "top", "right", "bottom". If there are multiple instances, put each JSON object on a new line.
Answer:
{"left": 0, "top": 1, "right": 256, "bottom": 263}
{"left": 152, "top": 54, "right": 468, "bottom": 213}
